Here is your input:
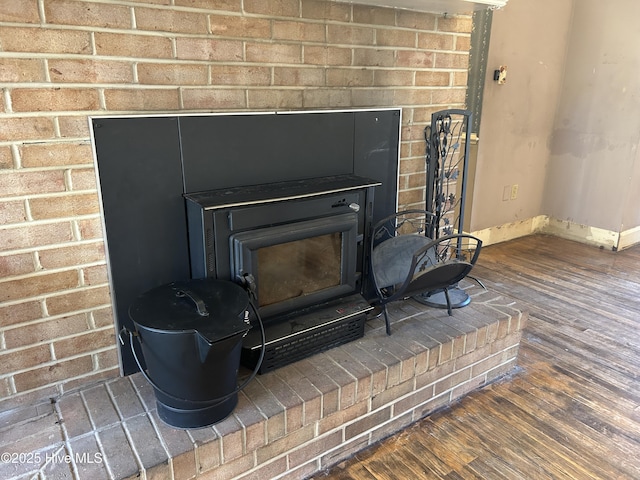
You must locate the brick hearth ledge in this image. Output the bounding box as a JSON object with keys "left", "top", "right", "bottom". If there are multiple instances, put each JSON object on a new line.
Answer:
{"left": 0, "top": 281, "right": 526, "bottom": 480}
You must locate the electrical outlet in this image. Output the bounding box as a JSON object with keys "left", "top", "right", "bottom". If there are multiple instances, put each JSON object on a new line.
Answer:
{"left": 502, "top": 185, "right": 511, "bottom": 202}
{"left": 511, "top": 184, "right": 519, "bottom": 200}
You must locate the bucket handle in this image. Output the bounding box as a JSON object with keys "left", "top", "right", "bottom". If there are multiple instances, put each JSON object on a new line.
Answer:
{"left": 119, "top": 299, "right": 265, "bottom": 408}
{"left": 173, "top": 287, "right": 209, "bottom": 316}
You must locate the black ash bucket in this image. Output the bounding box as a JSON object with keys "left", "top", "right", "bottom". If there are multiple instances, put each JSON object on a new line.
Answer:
{"left": 126, "top": 279, "right": 253, "bottom": 428}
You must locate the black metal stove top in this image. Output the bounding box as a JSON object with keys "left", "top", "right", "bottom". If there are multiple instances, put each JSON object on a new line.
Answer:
{"left": 184, "top": 174, "right": 381, "bottom": 210}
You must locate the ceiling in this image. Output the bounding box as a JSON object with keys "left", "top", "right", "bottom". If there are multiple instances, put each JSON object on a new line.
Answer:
{"left": 335, "top": 0, "right": 507, "bottom": 14}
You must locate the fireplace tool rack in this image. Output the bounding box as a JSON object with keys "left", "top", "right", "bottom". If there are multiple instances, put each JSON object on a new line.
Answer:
{"left": 413, "top": 109, "right": 482, "bottom": 310}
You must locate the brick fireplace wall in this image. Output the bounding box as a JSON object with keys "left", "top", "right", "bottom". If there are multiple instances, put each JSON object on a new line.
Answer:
{"left": 0, "top": 0, "right": 471, "bottom": 410}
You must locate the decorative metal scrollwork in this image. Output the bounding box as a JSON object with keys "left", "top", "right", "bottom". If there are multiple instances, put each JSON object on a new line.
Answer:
{"left": 424, "top": 110, "right": 472, "bottom": 241}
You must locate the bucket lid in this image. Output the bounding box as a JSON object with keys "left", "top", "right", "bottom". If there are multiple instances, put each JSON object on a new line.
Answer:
{"left": 129, "top": 279, "right": 251, "bottom": 344}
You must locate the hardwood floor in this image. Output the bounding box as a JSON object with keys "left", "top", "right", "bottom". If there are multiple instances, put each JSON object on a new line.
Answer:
{"left": 314, "top": 234, "right": 640, "bottom": 479}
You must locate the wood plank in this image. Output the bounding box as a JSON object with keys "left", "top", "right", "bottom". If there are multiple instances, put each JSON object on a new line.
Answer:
{"left": 313, "top": 235, "right": 640, "bottom": 480}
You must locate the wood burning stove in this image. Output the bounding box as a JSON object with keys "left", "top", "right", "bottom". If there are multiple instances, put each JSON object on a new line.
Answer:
{"left": 185, "top": 175, "right": 379, "bottom": 372}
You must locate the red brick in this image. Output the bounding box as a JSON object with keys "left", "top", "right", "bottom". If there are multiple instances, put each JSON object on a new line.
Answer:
{"left": 302, "top": 0, "right": 350, "bottom": 22}
{"left": 0, "top": 117, "right": 56, "bottom": 142}
{"left": 70, "top": 168, "right": 97, "bottom": 190}
{"left": 353, "top": 48, "right": 395, "bottom": 67}
{"left": 451, "top": 373, "right": 486, "bottom": 400}
{"left": 351, "top": 88, "right": 394, "bottom": 107}
{"left": 371, "top": 379, "right": 414, "bottom": 411}
{"left": 326, "top": 68, "right": 373, "bottom": 87}
{"left": 0, "top": 301, "right": 42, "bottom": 328}
{"left": 45, "top": 0, "right": 131, "bottom": 29}
{"left": 288, "top": 431, "right": 342, "bottom": 468}
{"left": 438, "top": 15, "right": 473, "bottom": 33}
{"left": 175, "top": 0, "right": 241, "bottom": 11}
{"left": 210, "top": 14, "right": 271, "bottom": 38}
{"left": 20, "top": 143, "right": 93, "bottom": 168}
{"left": 3, "top": 313, "right": 89, "bottom": 349}
{"left": 0, "top": 344, "right": 52, "bottom": 376}
{"left": 135, "top": 7, "right": 208, "bottom": 34}
{"left": 396, "top": 50, "right": 434, "bottom": 68}
{"left": 0, "top": 270, "right": 78, "bottom": 303}
{"left": 103, "top": 88, "right": 180, "bottom": 111}
{"left": 11, "top": 88, "right": 99, "bottom": 112}
{"left": 182, "top": 89, "right": 246, "bottom": 110}
{"left": 246, "top": 43, "right": 302, "bottom": 64}
{"left": 320, "top": 435, "right": 370, "bottom": 471}
{"left": 273, "top": 20, "right": 326, "bottom": 42}
{"left": 192, "top": 435, "right": 221, "bottom": 473}
{"left": 48, "top": 59, "right": 134, "bottom": 84}
{"left": 302, "top": 88, "right": 351, "bottom": 109}
{"left": 456, "top": 34, "right": 471, "bottom": 51}
{"left": 247, "top": 89, "right": 303, "bottom": 110}
{"left": 240, "top": 457, "right": 287, "bottom": 480}
{"left": 211, "top": 65, "right": 271, "bottom": 86}
{"left": 0, "top": 378, "right": 11, "bottom": 398}
{"left": 304, "top": 46, "right": 351, "bottom": 66}
{"left": 95, "top": 32, "right": 173, "bottom": 59}
{"left": 0, "top": 201, "right": 27, "bottom": 225}
{"left": 316, "top": 401, "right": 369, "bottom": 436}
{"left": 53, "top": 328, "right": 115, "bottom": 359}
{"left": 377, "top": 28, "right": 417, "bottom": 48}
{"left": 94, "top": 348, "right": 118, "bottom": 370}
{"left": 38, "top": 241, "right": 104, "bottom": 269}
{"left": 29, "top": 193, "right": 100, "bottom": 220}
{"left": 244, "top": 0, "right": 299, "bottom": 17}
{"left": 137, "top": 63, "right": 208, "bottom": 85}
{"left": 92, "top": 307, "right": 114, "bottom": 328}
{"left": 82, "top": 264, "right": 108, "bottom": 286}
{"left": 0, "top": 58, "right": 46, "bottom": 82}
{"left": 57, "top": 116, "right": 91, "bottom": 138}
{"left": 0, "top": 170, "right": 65, "bottom": 197}
{"left": 46, "top": 285, "right": 112, "bottom": 316}
{"left": 201, "top": 452, "right": 254, "bottom": 480}
{"left": 77, "top": 218, "right": 105, "bottom": 240}
{"left": 406, "top": 169, "right": 427, "bottom": 187}
{"left": 434, "top": 52, "right": 469, "bottom": 70}
{"left": 454, "top": 71, "right": 468, "bottom": 86}
{"left": 0, "top": 252, "right": 33, "bottom": 276}
{"left": 368, "top": 411, "right": 414, "bottom": 446}
{"left": 0, "top": 0, "right": 40, "bottom": 23}
{"left": 255, "top": 424, "right": 314, "bottom": 464}
{"left": 176, "top": 38, "right": 243, "bottom": 62}
{"left": 354, "top": 5, "right": 396, "bottom": 26}
{"left": 327, "top": 24, "right": 375, "bottom": 45}
{"left": 374, "top": 70, "right": 414, "bottom": 87}
{"left": 432, "top": 88, "right": 466, "bottom": 105}
{"left": 274, "top": 67, "right": 324, "bottom": 86}
{"left": 0, "top": 27, "right": 91, "bottom": 54}
{"left": 0, "top": 146, "right": 13, "bottom": 169}
{"left": 416, "top": 70, "right": 450, "bottom": 86}
{"left": 397, "top": 10, "right": 436, "bottom": 30}
{"left": 13, "top": 355, "right": 94, "bottom": 392}
{"left": 418, "top": 32, "right": 454, "bottom": 50}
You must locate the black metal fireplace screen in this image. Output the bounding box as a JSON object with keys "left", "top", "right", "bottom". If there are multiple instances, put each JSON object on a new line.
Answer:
{"left": 91, "top": 109, "right": 400, "bottom": 375}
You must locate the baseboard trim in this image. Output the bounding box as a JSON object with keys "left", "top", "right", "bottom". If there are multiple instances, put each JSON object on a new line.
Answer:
{"left": 618, "top": 225, "right": 640, "bottom": 251}
{"left": 470, "top": 216, "right": 549, "bottom": 247}
{"left": 471, "top": 216, "right": 639, "bottom": 251}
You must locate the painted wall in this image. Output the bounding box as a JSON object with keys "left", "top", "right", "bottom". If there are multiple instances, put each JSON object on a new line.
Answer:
{"left": 469, "top": 0, "right": 574, "bottom": 235}
{"left": 543, "top": 0, "right": 640, "bottom": 241}
{"left": 472, "top": 0, "right": 640, "bottom": 249}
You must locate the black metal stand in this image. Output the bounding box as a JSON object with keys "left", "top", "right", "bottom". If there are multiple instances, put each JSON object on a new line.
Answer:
{"left": 414, "top": 109, "right": 473, "bottom": 310}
